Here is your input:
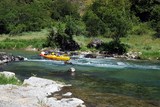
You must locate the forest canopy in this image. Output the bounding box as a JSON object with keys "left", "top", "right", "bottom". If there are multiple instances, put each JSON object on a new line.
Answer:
{"left": 0, "top": 0, "right": 159, "bottom": 52}
{"left": 0, "top": 0, "right": 159, "bottom": 35}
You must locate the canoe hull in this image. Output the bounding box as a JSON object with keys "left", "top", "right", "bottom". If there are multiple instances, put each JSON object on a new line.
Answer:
{"left": 40, "top": 54, "right": 70, "bottom": 61}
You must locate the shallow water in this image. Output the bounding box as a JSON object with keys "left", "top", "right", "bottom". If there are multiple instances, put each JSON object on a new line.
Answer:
{"left": 1, "top": 50, "right": 160, "bottom": 106}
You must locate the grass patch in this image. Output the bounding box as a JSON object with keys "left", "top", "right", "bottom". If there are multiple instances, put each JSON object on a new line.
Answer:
{"left": 121, "top": 32, "right": 160, "bottom": 59}
{"left": 0, "top": 29, "right": 48, "bottom": 41}
{"left": 0, "top": 74, "right": 22, "bottom": 85}
{"left": 129, "top": 23, "right": 152, "bottom": 35}
{"left": 0, "top": 29, "right": 48, "bottom": 49}
{"left": 65, "top": 34, "right": 160, "bottom": 59}
{"left": 73, "top": 35, "right": 112, "bottom": 51}
{"left": 140, "top": 51, "right": 160, "bottom": 60}
{"left": 121, "top": 34, "right": 160, "bottom": 51}
{"left": 0, "top": 38, "right": 45, "bottom": 49}
{"left": 0, "top": 28, "right": 160, "bottom": 60}
{"left": 73, "top": 35, "right": 91, "bottom": 48}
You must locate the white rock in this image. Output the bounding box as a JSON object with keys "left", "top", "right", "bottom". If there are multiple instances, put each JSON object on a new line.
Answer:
{"left": 0, "top": 71, "right": 15, "bottom": 78}
{"left": 62, "top": 92, "right": 72, "bottom": 97}
{"left": 23, "top": 76, "right": 61, "bottom": 87}
{"left": 69, "top": 67, "right": 76, "bottom": 72}
{"left": 47, "top": 98, "right": 85, "bottom": 107}
{"left": 60, "top": 98, "right": 85, "bottom": 107}
{"left": 0, "top": 76, "right": 85, "bottom": 107}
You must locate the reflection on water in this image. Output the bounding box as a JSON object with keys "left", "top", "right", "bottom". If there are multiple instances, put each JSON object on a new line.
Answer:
{"left": 0, "top": 50, "right": 160, "bottom": 106}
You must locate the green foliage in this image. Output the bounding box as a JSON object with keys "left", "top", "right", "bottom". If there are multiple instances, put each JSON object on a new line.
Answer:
{"left": 83, "top": 0, "right": 132, "bottom": 39}
{"left": 130, "top": 0, "right": 155, "bottom": 22}
{"left": 0, "top": 0, "right": 159, "bottom": 56}
{"left": 143, "top": 46, "right": 152, "bottom": 50}
{"left": 130, "top": 23, "right": 151, "bottom": 35}
{"left": 83, "top": 0, "right": 132, "bottom": 55}
{"left": 64, "top": 16, "right": 87, "bottom": 36}
{"left": 44, "top": 25, "right": 80, "bottom": 51}
{"left": 99, "top": 40, "right": 127, "bottom": 55}
{"left": 0, "top": 0, "right": 52, "bottom": 35}
{"left": 83, "top": 10, "right": 106, "bottom": 36}
{"left": 51, "top": 0, "right": 80, "bottom": 21}
{"left": 140, "top": 51, "right": 160, "bottom": 60}
{"left": 80, "top": 46, "right": 90, "bottom": 51}
{"left": 150, "top": 4, "right": 160, "bottom": 32}
{"left": 130, "top": 0, "right": 160, "bottom": 31}
{"left": 44, "top": 27, "right": 60, "bottom": 48}
{"left": 0, "top": 74, "right": 22, "bottom": 85}
{"left": 0, "top": 38, "right": 44, "bottom": 49}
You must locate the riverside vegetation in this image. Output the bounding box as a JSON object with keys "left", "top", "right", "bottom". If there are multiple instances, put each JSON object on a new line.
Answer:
{"left": 0, "top": 74, "right": 22, "bottom": 85}
{"left": 0, "top": 0, "right": 160, "bottom": 60}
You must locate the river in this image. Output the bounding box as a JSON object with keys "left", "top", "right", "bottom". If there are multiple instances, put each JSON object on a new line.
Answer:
{"left": 0, "top": 50, "right": 160, "bottom": 107}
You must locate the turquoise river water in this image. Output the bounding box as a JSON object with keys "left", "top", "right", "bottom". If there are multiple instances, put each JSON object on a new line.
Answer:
{"left": 0, "top": 50, "right": 160, "bottom": 107}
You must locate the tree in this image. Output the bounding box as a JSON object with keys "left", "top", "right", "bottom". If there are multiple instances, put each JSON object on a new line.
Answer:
{"left": 64, "top": 16, "right": 86, "bottom": 36}
{"left": 83, "top": 0, "right": 131, "bottom": 54}
{"left": 44, "top": 22, "right": 80, "bottom": 51}
{"left": 130, "top": 0, "right": 155, "bottom": 22}
{"left": 150, "top": 4, "right": 160, "bottom": 32}
{"left": 83, "top": 0, "right": 131, "bottom": 39}
{"left": 50, "top": 0, "right": 80, "bottom": 21}
{"left": 0, "top": 0, "right": 52, "bottom": 34}
{"left": 83, "top": 10, "right": 107, "bottom": 36}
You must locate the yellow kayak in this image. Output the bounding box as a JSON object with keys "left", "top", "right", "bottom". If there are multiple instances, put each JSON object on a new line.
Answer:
{"left": 40, "top": 54, "right": 70, "bottom": 61}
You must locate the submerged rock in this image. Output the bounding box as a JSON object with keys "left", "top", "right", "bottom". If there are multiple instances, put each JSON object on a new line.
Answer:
{"left": 84, "top": 54, "right": 97, "bottom": 58}
{"left": 68, "top": 67, "right": 76, "bottom": 73}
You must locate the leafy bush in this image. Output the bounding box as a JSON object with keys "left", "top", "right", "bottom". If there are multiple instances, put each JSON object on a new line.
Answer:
{"left": 44, "top": 26, "right": 80, "bottom": 51}
{"left": 64, "top": 16, "right": 87, "bottom": 36}
{"left": 50, "top": 0, "right": 80, "bottom": 21}
{"left": 0, "top": 74, "right": 22, "bottom": 85}
{"left": 0, "top": 0, "right": 52, "bottom": 35}
{"left": 130, "top": 23, "right": 151, "bottom": 35}
{"left": 130, "top": 0, "right": 155, "bottom": 22}
{"left": 153, "top": 31, "right": 160, "bottom": 38}
{"left": 150, "top": 4, "right": 160, "bottom": 32}
{"left": 143, "top": 46, "right": 152, "bottom": 50}
{"left": 99, "top": 40, "right": 127, "bottom": 55}
{"left": 83, "top": 10, "right": 107, "bottom": 36}
{"left": 83, "top": 0, "right": 132, "bottom": 39}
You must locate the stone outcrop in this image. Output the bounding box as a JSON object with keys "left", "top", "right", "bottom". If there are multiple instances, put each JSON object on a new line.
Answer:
{"left": 125, "top": 51, "right": 142, "bottom": 59}
{"left": 0, "top": 52, "right": 25, "bottom": 64}
{"left": 87, "top": 38, "right": 103, "bottom": 49}
{"left": 0, "top": 71, "right": 16, "bottom": 78}
{"left": 84, "top": 54, "right": 97, "bottom": 58}
{"left": 0, "top": 73, "right": 85, "bottom": 107}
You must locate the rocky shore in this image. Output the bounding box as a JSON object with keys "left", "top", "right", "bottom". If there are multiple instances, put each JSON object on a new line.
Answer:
{"left": 0, "top": 71, "right": 85, "bottom": 107}
{"left": 0, "top": 52, "right": 25, "bottom": 64}
{"left": 69, "top": 51, "right": 142, "bottom": 60}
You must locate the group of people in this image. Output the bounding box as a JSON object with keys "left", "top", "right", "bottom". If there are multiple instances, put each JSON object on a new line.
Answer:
{"left": 40, "top": 50, "right": 72, "bottom": 65}
{"left": 40, "top": 50, "right": 61, "bottom": 56}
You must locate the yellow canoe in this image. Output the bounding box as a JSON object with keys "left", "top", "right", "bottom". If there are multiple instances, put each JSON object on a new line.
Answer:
{"left": 41, "top": 54, "right": 70, "bottom": 61}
